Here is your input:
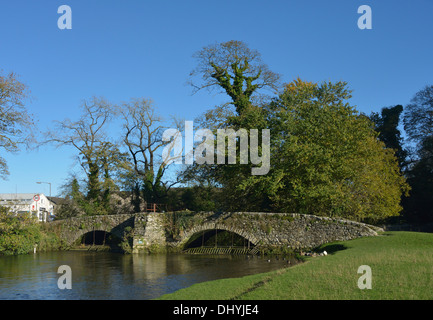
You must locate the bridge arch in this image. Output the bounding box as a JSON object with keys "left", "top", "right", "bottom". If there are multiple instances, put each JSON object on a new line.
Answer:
{"left": 179, "top": 222, "right": 260, "bottom": 249}
{"left": 69, "top": 226, "right": 124, "bottom": 246}
{"left": 52, "top": 214, "right": 136, "bottom": 247}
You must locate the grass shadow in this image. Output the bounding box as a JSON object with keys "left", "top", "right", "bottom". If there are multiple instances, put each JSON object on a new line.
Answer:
{"left": 380, "top": 232, "right": 395, "bottom": 236}
{"left": 318, "top": 243, "right": 347, "bottom": 255}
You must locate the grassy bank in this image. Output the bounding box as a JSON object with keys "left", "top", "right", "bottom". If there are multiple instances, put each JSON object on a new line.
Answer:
{"left": 158, "top": 231, "right": 433, "bottom": 300}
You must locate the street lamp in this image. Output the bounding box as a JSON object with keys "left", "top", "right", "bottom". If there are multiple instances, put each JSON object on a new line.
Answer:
{"left": 36, "top": 181, "right": 51, "bottom": 197}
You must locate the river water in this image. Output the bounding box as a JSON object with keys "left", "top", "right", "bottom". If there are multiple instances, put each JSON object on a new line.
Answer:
{"left": 0, "top": 251, "right": 295, "bottom": 300}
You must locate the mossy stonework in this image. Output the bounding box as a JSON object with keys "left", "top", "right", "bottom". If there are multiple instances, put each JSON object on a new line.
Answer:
{"left": 170, "top": 212, "right": 382, "bottom": 251}
{"left": 47, "top": 212, "right": 382, "bottom": 253}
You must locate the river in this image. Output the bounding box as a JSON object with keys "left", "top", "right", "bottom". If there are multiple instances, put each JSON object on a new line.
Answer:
{"left": 0, "top": 251, "right": 296, "bottom": 300}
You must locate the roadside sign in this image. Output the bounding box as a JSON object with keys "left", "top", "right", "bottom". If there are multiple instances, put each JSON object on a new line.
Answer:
{"left": 33, "top": 194, "right": 40, "bottom": 202}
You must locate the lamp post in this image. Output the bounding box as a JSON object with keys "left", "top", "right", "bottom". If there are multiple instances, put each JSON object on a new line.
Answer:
{"left": 36, "top": 181, "right": 51, "bottom": 197}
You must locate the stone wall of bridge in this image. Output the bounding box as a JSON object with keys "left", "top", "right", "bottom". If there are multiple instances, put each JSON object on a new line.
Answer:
{"left": 48, "top": 213, "right": 136, "bottom": 246}
{"left": 167, "top": 212, "right": 383, "bottom": 251}
{"left": 48, "top": 211, "right": 383, "bottom": 253}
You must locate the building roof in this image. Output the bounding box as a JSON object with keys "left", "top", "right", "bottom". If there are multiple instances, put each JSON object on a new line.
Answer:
{"left": 47, "top": 197, "right": 66, "bottom": 205}
{"left": 0, "top": 193, "right": 43, "bottom": 201}
{"left": 0, "top": 194, "right": 55, "bottom": 206}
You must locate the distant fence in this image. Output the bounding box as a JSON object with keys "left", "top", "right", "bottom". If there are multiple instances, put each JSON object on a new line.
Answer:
{"left": 144, "top": 203, "right": 167, "bottom": 213}
{"left": 183, "top": 246, "right": 260, "bottom": 255}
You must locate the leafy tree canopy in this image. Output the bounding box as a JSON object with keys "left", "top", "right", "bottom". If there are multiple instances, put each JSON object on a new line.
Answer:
{"left": 240, "top": 78, "right": 410, "bottom": 221}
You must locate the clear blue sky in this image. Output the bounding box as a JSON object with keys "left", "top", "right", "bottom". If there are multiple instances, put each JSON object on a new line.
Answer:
{"left": 0, "top": 0, "right": 432, "bottom": 196}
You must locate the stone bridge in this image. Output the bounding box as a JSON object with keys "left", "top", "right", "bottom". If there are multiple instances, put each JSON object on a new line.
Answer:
{"left": 48, "top": 212, "right": 383, "bottom": 253}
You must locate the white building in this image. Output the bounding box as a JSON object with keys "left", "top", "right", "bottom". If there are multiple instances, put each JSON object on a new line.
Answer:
{"left": 0, "top": 193, "right": 55, "bottom": 222}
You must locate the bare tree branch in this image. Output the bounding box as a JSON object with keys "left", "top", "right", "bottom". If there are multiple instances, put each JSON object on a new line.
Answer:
{"left": 0, "top": 70, "right": 35, "bottom": 179}
{"left": 119, "top": 98, "right": 183, "bottom": 203}
{"left": 188, "top": 40, "right": 281, "bottom": 115}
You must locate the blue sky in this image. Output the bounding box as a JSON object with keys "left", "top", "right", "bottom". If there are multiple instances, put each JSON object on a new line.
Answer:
{"left": 0, "top": 0, "right": 432, "bottom": 196}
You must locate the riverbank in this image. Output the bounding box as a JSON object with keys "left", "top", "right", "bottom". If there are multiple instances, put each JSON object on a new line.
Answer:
{"left": 157, "top": 231, "right": 433, "bottom": 299}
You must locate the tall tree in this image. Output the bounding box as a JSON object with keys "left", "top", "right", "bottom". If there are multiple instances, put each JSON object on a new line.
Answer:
{"left": 46, "top": 97, "right": 121, "bottom": 213}
{"left": 403, "top": 136, "right": 433, "bottom": 223}
{"left": 55, "top": 176, "right": 85, "bottom": 219}
{"left": 119, "top": 98, "right": 182, "bottom": 206}
{"left": 402, "top": 85, "right": 433, "bottom": 224}
{"left": 188, "top": 40, "right": 281, "bottom": 119}
{"left": 369, "top": 105, "right": 407, "bottom": 169}
{"left": 403, "top": 85, "right": 433, "bottom": 147}
{"left": 0, "top": 71, "right": 34, "bottom": 178}
{"left": 246, "top": 79, "right": 409, "bottom": 221}
{"left": 183, "top": 41, "right": 279, "bottom": 210}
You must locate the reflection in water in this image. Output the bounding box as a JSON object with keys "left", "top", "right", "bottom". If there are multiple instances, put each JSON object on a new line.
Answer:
{"left": 0, "top": 252, "right": 297, "bottom": 300}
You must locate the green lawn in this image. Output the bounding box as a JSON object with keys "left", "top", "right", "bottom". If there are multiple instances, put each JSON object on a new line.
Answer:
{"left": 158, "top": 231, "right": 433, "bottom": 300}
